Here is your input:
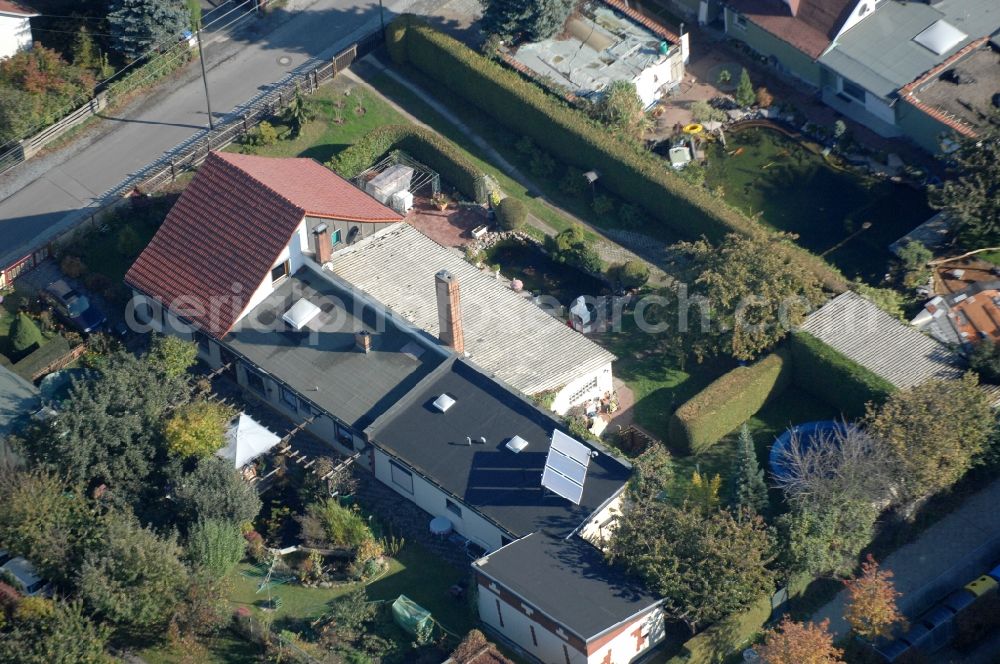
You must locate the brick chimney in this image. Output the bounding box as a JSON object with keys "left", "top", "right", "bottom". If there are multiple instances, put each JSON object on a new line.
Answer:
{"left": 785, "top": 0, "right": 801, "bottom": 16}
{"left": 435, "top": 270, "right": 464, "bottom": 354}
{"left": 355, "top": 330, "right": 371, "bottom": 353}
{"left": 313, "top": 223, "right": 332, "bottom": 264}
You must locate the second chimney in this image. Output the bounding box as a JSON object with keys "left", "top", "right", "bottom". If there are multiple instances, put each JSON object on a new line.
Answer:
{"left": 435, "top": 269, "right": 464, "bottom": 354}
{"left": 355, "top": 330, "right": 371, "bottom": 353}
{"left": 313, "top": 223, "right": 332, "bottom": 264}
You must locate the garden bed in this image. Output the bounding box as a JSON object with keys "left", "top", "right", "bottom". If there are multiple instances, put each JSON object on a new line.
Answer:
{"left": 483, "top": 238, "right": 608, "bottom": 305}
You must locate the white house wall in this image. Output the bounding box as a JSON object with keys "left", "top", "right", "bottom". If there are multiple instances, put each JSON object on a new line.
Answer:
{"left": 478, "top": 584, "right": 589, "bottom": 664}
{"left": 586, "top": 607, "right": 666, "bottom": 664}
{"left": 577, "top": 493, "right": 623, "bottom": 546}
{"left": 551, "top": 362, "right": 614, "bottom": 416}
{"left": 371, "top": 448, "right": 506, "bottom": 552}
{"left": 632, "top": 53, "right": 684, "bottom": 108}
{"left": 235, "top": 219, "right": 308, "bottom": 324}
{"left": 0, "top": 15, "right": 33, "bottom": 59}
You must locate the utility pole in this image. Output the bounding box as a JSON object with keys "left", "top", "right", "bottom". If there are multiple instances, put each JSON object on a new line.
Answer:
{"left": 195, "top": 27, "right": 214, "bottom": 130}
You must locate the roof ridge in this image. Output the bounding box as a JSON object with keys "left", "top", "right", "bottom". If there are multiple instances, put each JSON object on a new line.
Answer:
{"left": 211, "top": 151, "right": 308, "bottom": 218}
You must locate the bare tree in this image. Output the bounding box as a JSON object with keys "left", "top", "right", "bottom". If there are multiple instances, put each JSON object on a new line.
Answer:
{"left": 772, "top": 421, "right": 899, "bottom": 509}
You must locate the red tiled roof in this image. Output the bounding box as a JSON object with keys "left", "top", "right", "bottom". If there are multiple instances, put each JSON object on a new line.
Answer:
{"left": 0, "top": 1, "right": 37, "bottom": 16}
{"left": 125, "top": 151, "right": 401, "bottom": 339}
{"left": 600, "top": 0, "right": 679, "bottom": 44}
{"left": 728, "top": 0, "right": 855, "bottom": 59}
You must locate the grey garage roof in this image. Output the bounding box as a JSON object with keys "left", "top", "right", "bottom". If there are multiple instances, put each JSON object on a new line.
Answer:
{"left": 819, "top": 0, "right": 1000, "bottom": 100}
{"left": 0, "top": 364, "right": 39, "bottom": 439}
{"left": 799, "top": 291, "right": 962, "bottom": 389}
{"left": 326, "top": 223, "right": 616, "bottom": 396}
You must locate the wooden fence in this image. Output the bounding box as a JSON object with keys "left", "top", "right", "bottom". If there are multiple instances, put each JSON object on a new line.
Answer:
{"left": 0, "top": 30, "right": 383, "bottom": 291}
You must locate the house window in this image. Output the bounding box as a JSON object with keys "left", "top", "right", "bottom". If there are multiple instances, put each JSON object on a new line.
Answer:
{"left": 389, "top": 460, "right": 413, "bottom": 494}
{"left": 280, "top": 385, "right": 298, "bottom": 410}
{"left": 297, "top": 396, "right": 312, "bottom": 413}
{"left": 841, "top": 79, "right": 866, "bottom": 102}
{"left": 336, "top": 422, "right": 354, "bottom": 447}
{"left": 446, "top": 499, "right": 462, "bottom": 518}
{"left": 495, "top": 599, "right": 505, "bottom": 627}
{"left": 271, "top": 259, "right": 290, "bottom": 284}
{"left": 530, "top": 625, "right": 538, "bottom": 647}
{"left": 245, "top": 367, "right": 266, "bottom": 394}
{"left": 733, "top": 13, "right": 747, "bottom": 29}
{"left": 331, "top": 229, "right": 343, "bottom": 246}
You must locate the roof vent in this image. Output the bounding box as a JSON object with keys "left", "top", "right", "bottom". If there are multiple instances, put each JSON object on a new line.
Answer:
{"left": 506, "top": 435, "right": 529, "bottom": 453}
{"left": 283, "top": 299, "right": 321, "bottom": 331}
{"left": 433, "top": 394, "right": 456, "bottom": 413}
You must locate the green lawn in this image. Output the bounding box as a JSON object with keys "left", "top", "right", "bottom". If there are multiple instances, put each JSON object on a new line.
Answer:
{"left": 704, "top": 129, "right": 931, "bottom": 283}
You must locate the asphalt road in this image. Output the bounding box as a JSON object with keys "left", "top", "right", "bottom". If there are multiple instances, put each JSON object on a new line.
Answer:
{"left": 0, "top": 0, "right": 477, "bottom": 268}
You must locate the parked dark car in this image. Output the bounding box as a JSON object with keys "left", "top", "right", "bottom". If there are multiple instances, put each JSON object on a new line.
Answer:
{"left": 42, "top": 279, "right": 106, "bottom": 333}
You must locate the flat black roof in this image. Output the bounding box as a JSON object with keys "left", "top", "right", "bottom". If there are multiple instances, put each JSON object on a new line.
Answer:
{"left": 224, "top": 265, "right": 446, "bottom": 430}
{"left": 475, "top": 530, "right": 660, "bottom": 641}
{"left": 364, "top": 358, "right": 630, "bottom": 539}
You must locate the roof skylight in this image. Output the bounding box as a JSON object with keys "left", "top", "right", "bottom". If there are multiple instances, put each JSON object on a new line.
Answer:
{"left": 913, "top": 20, "right": 967, "bottom": 56}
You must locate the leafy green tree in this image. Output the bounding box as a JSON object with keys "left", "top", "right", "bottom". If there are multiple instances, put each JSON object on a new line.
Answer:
{"left": 174, "top": 456, "right": 262, "bottom": 528}
{"left": 855, "top": 284, "right": 907, "bottom": 321}
{"left": 480, "top": 0, "right": 574, "bottom": 41}
{"left": 687, "top": 470, "right": 722, "bottom": 512}
{"left": 70, "top": 26, "right": 100, "bottom": 72}
{"left": 0, "top": 469, "right": 100, "bottom": 588}
{"left": 116, "top": 225, "right": 142, "bottom": 256}
{"left": 595, "top": 80, "right": 648, "bottom": 138}
{"left": 867, "top": 373, "right": 995, "bottom": 500}
{"left": 169, "top": 574, "right": 229, "bottom": 640}
{"left": 8, "top": 312, "right": 43, "bottom": 360}
{"left": 186, "top": 518, "right": 245, "bottom": 577}
{"left": 896, "top": 241, "right": 932, "bottom": 289}
{"left": 753, "top": 617, "right": 844, "bottom": 664}
{"left": 968, "top": 341, "right": 1000, "bottom": 384}
{"left": 147, "top": 334, "right": 198, "bottom": 379}
{"left": 690, "top": 100, "right": 728, "bottom": 123}
{"left": 496, "top": 197, "right": 527, "bottom": 231}
{"left": 298, "top": 499, "right": 373, "bottom": 548}
{"left": 735, "top": 68, "right": 755, "bottom": 107}
{"left": 0, "top": 86, "right": 34, "bottom": 142}
{"left": 547, "top": 225, "right": 603, "bottom": 274}
{"left": 186, "top": 0, "right": 202, "bottom": 31}
{"left": 843, "top": 555, "right": 905, "bottom": 641}
{"left": 777, "top": 499, "right": 878, "bottom": 578}
{"left": 321, "top": 587, "right": 376, "bottom": 643}
{"left": 164, "top": 399, "right": 234, "bottom": 459}
{"left": 679, "top": 233, "right": 824, "bottom": 360}
{"left": 107, "top": 0, "right": 190, "bottom": 62}
{"left": 608, "top": 502, "right": 775, "bottom": 634}
{"left": 0, "top": 46, "right": 96, "bottom": 139}
{"left": 78, "top": 511, "right": 188, "bottom": 629}
{"left": 627, "top": 444, "right": 673, "bottom": 500}
{"left": 0, "top": 597, "right": 111, "bottom": 664}
{"left": 733, "top": 424, "right": 768, "bottom": 514}
{"left": 928, "top": 128, "right": 1000, "bottom": 249}
{"left": 25, "top": 350, "right": 189, "bottom": 498}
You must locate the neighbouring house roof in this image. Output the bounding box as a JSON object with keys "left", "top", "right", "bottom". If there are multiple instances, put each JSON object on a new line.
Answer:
{"left": 898, "top": 37, "right": 998, "bottom": 139}
{"left": 474, "top": 530, "right": 660, "bottom": 642}
{"left": 914, "top": 280, "right": 1000, "bottom": 347}
{"left": 217, "top": 413, "right": 282, "bottom": 469}
{"left": 223, "top": 265, "right": 445, "bottom": 430}
{"left": 818, "top": 0, "right": 1000, "bottom": 101}
{"left": 364, "top": 357, "right": 630, "bottom": 540}
{"left": 727, "top": 0, "right": 856, "bottom": 59}
{"left": 0, "top": 364, "right": 39, "bottom": 439}
{"left": 125, "top": 152, "right": 401, "bottom": 339}
{"left": 0, "top": 1, "right": 39, "bottom": 17}
{"left": 799, "top": 291, "right": 962, "bottom": 389}
{"left": 326, "top": 223, "right": 616, "bottom": 397}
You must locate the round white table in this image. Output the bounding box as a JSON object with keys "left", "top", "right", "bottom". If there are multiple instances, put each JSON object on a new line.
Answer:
{"left": 429, "top": 516, "right": 453, "bottom": 537}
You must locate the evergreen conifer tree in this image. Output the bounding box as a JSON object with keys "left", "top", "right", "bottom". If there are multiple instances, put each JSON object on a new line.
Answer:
{"left": 734, "top": 424, "right": 768, "bottom": 513}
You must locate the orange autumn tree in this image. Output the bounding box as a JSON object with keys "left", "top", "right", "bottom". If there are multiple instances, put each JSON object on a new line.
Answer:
{"left": 753, "top": 617, "right": 844, "bottom": 664}
{"left": 844, "top": 554, "right": 905, "bottom": 640}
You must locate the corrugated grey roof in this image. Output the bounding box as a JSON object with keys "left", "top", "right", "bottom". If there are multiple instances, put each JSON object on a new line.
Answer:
{"left": 0, "top": 364, "right": 39, "bottom": 438}
{"left": 799, "top": 291, "right": 961, "bottom": 389}
{"left": 819, "top": 0, "right": 1000, "bottom": 99}
{"left": 326, "top": 224, "right": 616, "bottom": 396}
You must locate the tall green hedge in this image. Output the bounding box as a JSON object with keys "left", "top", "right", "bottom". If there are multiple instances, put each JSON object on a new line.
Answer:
{"left": 667, "top": 594, "right": 772, "bottom": 664}
{"left": 787, "top": 331, "right": 896, "bottom": 418}
{"left": 668, "top": 350, "right": 791, "bottom": 454}
{"left": 386, "top": 16, "right": 846, "bottom": 292}
{"left": 329, "top": 124, "right": 487, "bottom": 203}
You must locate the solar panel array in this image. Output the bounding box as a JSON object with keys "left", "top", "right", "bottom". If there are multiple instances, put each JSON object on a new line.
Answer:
{"left": 541, "top": 430, "right": 591, "bottom": 504}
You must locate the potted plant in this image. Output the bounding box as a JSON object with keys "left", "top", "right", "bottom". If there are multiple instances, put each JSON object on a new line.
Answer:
{"left": 431, "top": 192, "right": 450, "bottom": 211}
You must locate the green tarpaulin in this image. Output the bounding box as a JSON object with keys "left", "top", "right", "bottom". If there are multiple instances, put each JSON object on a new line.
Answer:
{"left": 391, "top": 594, "right": 434, "bottom": 640}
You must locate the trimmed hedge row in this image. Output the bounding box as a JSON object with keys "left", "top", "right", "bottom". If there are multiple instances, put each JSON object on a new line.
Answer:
{"left": 12, "top": 336, "right": 71, "bottom": 381}
{"left": 329, "top": 124, "right": 488, "bottom": 203}
{"left": 386, "top": 16, "right": 847, "bottom": 292}
{"left": 787, "top": 331, "right": 896, "bottom": 418}
{"left": 666, "top": 594, "right": 772, "bottom": 664}
{"left": 668, "top": 350, "right": 791, "bottom": 454}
